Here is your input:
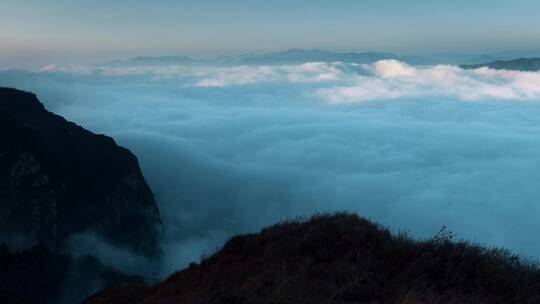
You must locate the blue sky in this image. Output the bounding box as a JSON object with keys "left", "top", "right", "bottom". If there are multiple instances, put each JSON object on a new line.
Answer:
{"left": 2, "top": 0, "right": 540, "bottom": 66}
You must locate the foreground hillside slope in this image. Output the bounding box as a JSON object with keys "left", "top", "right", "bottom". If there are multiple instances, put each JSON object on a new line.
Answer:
{"left": 0, "top": 87, "right": 162, "bottom": 257}
{"left": 86, "top": 213, "right": 540, "bottom": 304}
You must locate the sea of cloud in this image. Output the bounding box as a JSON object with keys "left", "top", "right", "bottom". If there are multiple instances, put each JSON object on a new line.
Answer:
{"left": 2, "top": 60, "right": 540, "bottom": 275}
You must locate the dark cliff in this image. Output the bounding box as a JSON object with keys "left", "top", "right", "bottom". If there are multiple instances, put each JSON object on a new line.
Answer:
{"left": 0, "top": 88, "right": 162, "bottom": 258}
{"left": 0, "top": 243, "right": 143, "bottom": 304}
{"left": 86, "top": 214, "right": 540, "bottom": 304}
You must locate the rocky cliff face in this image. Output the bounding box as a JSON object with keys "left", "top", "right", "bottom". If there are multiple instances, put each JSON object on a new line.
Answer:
{"left": 0, "top": 88, "right": 162, "bottom": 258}
{"left": 0, "top": 243, "right": 144, "bottom": 304}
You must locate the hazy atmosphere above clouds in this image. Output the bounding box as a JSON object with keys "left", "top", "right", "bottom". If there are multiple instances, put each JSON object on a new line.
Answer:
{"left": 3, "top": 59, "right": 540, "bottom": 273}
{"left": 3, "top": 0, "right": 540, "bottom": 67}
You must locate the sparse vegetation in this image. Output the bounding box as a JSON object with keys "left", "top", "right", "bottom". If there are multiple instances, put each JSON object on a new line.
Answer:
{"left": 86, "top": 213, "right": 540, "bottom": 303}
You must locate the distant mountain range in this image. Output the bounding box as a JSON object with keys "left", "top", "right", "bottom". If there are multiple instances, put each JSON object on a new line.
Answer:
{"left": 233, "top": 48, "right": 434, "bottom": 65}
{"left": 106, "top": 49, "right": 540, "bottom": 68}
{"left": 460, "top": 58, "right": 540, "bottom": 71}
{"left": 109, "top": 56, "right": 194, "bottom": 66}
{"left": 108, "top": 49, "right": 437, "bottom": 66}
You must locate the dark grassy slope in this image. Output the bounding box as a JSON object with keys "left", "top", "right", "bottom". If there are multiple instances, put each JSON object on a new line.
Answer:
{"left": 460, "top": 58, "right": 540, "bottom": 71}
{"left": 86, "top": 213, "right": 540, "bottom": 304}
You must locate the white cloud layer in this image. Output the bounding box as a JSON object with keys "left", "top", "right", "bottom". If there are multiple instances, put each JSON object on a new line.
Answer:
{"left": 3, "top": 60, "right": 540, "bottom": 276}
{"left": 318, "top": 60, "right": 540, "bottom": 102}
{"left": 39, "top": 60, "right": 540, "bottom": 103}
